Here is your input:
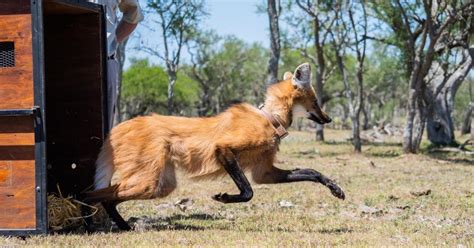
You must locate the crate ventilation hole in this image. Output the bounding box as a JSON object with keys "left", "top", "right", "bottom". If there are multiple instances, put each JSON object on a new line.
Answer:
{"left": 0, "top": 42, "right": 15, "bottom": 68}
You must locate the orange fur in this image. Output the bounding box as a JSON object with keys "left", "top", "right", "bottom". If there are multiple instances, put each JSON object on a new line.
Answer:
{"left": 87, "top": 63, "right": 329, "bottom": 203}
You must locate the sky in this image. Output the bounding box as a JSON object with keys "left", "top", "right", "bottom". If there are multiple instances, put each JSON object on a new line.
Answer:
{"left": 126, "top": 0, "right": 269, "bottom": 68}
{"left": 204, "top": 0, "right": 268, "bottom": 46}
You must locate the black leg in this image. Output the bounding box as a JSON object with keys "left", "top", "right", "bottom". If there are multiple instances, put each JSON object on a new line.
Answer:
{"left": 285, "top": 169, "right": 345, "bottom": 199}
{"left": 212, "top": 149, "right": 253, "bottom": 203}
{"left": 81, "top": 204, "right": 95, "bottom": 233}
{"left": 255, "top": 167, "right": 345, "bottom": 200}
{"left": 102, "top": 202, "right": 131, "bottom": 231}
{"left": 282, "top": 168, "right": 345, "bottom": 200}
{"left": 78, "top": 192, "right": 96, "bottom": 232}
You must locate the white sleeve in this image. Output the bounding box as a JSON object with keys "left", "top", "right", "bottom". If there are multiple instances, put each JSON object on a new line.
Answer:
{"left": 119, "top": 0, "right": 144, "bottom": 24}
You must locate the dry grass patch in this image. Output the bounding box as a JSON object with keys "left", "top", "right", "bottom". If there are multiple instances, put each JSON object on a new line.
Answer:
{"left": 1, "top": 129, "right": 473, "bottom": 247}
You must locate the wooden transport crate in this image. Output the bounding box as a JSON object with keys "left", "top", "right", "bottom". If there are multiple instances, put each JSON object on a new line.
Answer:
{"left": 0, "top": 0, "right": 108, "bottom": 235}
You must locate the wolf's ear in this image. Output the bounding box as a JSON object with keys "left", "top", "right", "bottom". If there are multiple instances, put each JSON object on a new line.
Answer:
{"left": 283, "top": 72, "right": 293, "bottom": 81}
{"left": 292, "top": 63, "right": 311, "bottom": 88}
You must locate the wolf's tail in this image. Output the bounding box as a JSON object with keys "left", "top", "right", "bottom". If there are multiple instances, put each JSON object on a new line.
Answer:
{"left": 94, "top": 149, "right": 114, "bottom": 190}
{"left": 81, "top": 185, "right": 119, "bottom": 203}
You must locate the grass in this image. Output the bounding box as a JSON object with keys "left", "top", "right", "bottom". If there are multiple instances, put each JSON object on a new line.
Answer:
{"left": 2, "top": 129, "right": 473, "bottom": 247}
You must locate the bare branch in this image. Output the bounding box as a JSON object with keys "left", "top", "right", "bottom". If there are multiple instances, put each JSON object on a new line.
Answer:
{"left": 295, "top": 0, "right": 317, "bottom": 18}
{"left": 363, "top": 35, "right": 397, "bottom": 46}
{"left": 298, "top": 48, "right": 317, "bottom": 65}
{"left": 322, "top": 64, "right": 336, "bottom": 83}
{"left": 395, "top": 0, "right": 413, "bottom": 37}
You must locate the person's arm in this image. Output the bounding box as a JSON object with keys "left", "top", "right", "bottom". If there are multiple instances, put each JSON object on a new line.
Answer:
{"left": 117, "top": 0, "right": 144, "bottom": 43}
{"left": 116, "top": 21, "right": 137, "bottom": 43}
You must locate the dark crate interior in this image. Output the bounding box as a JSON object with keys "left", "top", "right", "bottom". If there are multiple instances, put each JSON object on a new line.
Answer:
{"left": 43, "top": 1, "right": 107, "bottom": 196}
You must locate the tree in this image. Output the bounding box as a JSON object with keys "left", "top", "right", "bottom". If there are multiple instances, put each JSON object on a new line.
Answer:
{"left": 370, "top": 0, "right": 474, "bottom": 152}
{"left": 364, "top": 44, "right": 407, "bottom": 127}
{"left": 187, "top": 35, "right": 268, "bottom": 116}
{"left": 460, "top": 77, "right": 473, "bottom": 135}
{"left": 121, "top": 59, "right": 198, "bottom": 119}
{"left": 143, "top": 0, "right": 206, "bottom": 115}
{"left": 266, "top": 0, "right": 282, "bottom": 85}
{"left": 472, "top": 112, "right": 474, "bottom": 141}
{"left": 186, "top": 30, "right": 220, "bottom": 116}
{"left": 330, "top": 1, "right": 368, "bottom": 153}
{"left": 293, "top": 0, "right": 338, "bottom": 141}
{"left": 461, "top": 103, "right": 473, "bottom": 135}
{"left": 426, "top": 46, "right": 473, "bottom": 145}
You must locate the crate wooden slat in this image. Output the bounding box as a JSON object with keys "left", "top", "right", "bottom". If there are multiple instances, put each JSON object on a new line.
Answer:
{"left": 0, "top": 15, "right": 34, "bottom": 109}
{"left": 0, "top": 116, "right": 36, "bottom": 229}
{"left": 0, "top": 0, "right": 107, "bottom": 235}
{"left": 0, "top": 0, "right": 37, "bottom": 232}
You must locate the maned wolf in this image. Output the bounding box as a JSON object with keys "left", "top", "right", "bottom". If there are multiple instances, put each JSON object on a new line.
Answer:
{"left": 84, "top": 63, "right": 345, "bottom": 231}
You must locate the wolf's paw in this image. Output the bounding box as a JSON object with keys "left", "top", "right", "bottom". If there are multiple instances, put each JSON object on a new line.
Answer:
{"left": 212, "top": 193, "right": 230, "bottom": 203}
{"left": 327, "top": 182, "right": 345, "bottom": 200}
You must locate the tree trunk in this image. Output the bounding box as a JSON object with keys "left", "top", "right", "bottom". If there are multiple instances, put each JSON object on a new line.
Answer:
{"left": 402, "top": 88, "right": 426, "bottom": 154}
{"left": 426, "top": 89, "right": 456, "bottom": 145}
{"left": 471, "top": 110, "right": 474, "bottom": 141}
{"left": 315, "top": 116, "right": 324, "bottom": 140}
{"left": 362, "top": 103, "right": 370, "bottom": 130}
{"left": 314, "top": 18, "right": 325, "bottom": 141}
{"left": 463, "top": 77, "right": 473, "bottom": 135}
{"left": 353, "top": 64, "right": 364, "bottom": 153}
{"left": 198, "top": 88, "right": 211, "bottom": 116}
{"left": 334, "top": 41, "right": 361, "bottom": 153}
{"left": 266, "top": 0, "right": 280, "bottom": 86}
{"left": 426, "top": 47, "right": 473, "bottom": 145}
{"left": 403, "top": 88, "right": 419, "bottom": 153}
{"left": 412, "top": 100, "right": 426, "bottom": 152}
{"left": 403, "top": 45, "right": 425, "bottom": 153}
{"left": 461, "top": 103, "right": 472, "bottom": 135}
{"left": 296, "top": 117, "right": 303, "bottom": 131}
{"left": 167, "top": 71, "right": 177, "bottom": 115}
{"left": 352, "top": 117, "right": 361, "bottom": 152}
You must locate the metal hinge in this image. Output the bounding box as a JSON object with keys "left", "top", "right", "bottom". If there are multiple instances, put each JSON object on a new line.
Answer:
{"left": 0, "top": 106, "right": 40, "bottom": 117}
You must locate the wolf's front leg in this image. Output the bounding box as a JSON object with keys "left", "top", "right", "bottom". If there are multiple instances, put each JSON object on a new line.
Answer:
{"left": 212, "top": 149, "right": 253, "bottom": 203}
{"left": 253, "top": 166, "right": 345, "bottom": 200}
{"left": 286, "top": 168, "right": 345, "bottom": 200}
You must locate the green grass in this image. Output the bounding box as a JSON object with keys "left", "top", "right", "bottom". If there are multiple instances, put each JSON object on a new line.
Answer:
{"left": 2, "top": 129, "right": 473, "bottom": 247}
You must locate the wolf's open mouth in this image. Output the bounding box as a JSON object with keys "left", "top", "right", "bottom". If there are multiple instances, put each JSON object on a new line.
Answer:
{"left": 308, "top": 113, "right": 331, "bottom": 124}
{"left": 308, "top": 113, "right": 325, "bottom": 124}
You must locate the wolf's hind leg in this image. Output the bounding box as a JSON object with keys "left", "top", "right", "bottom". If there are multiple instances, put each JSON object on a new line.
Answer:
{"left": 212, "top": 149, "right": 253, "bottom": 203}
{"left": 103, "top": 201, "right": 131, "bottom": 231}
{"left": 252, "top": 166, "right": 345, "bottom": 200}
{"left": 82, "top": 204, "right": 95, "bottom": 232}
{"left": 155, "top": 160, "right": 177, "bottom": 198}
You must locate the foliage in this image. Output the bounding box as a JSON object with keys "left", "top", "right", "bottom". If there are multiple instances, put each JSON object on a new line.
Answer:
{"left": 454, "top": 76, "right": 473, "bottom": 128}
{"left": 120, "top": 0, "right": 472, "bottom": 148}
{"left": 143, "top": 0, "right": 207, "bottom": 114}
{"left": 186, "top": 33, "right": 268, "bottom": 116}
{"left": 364, "top": 44, "right": 407, "bottom": 124}
{"left": 367, "top": 0, "right": 473, "bottom": 151}
{"left": 121, "top": 59, "right": 198, "bottom": 119}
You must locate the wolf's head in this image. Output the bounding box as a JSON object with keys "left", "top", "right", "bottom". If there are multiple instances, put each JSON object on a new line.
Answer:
{"left": 265, "top": 63, "right": 332, "bottom": 126}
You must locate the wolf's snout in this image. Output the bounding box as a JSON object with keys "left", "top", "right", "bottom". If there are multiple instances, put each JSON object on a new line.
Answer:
{"left": 326, "top": 116, "right": 332, "bottom": 123}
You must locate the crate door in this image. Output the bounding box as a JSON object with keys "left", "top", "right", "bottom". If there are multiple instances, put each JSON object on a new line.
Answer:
{"left": 0, "top": 116, "right": 37, "bottom": 231}
{"left": 0, "top": 0, "right": 43, "bottom": 234}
